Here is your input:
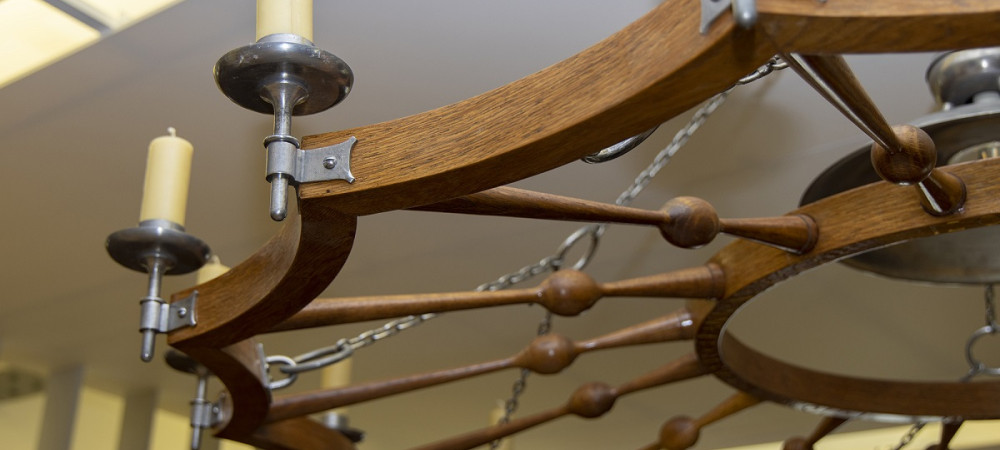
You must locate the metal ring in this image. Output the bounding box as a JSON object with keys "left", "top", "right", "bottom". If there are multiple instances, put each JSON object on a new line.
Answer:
{"left": 265, "top": 355, "right": 299, "bottom": 390}
{"left": 965, "top": 324, "right": 1000, "bottom": 376}
{"left": 553, "top": 225, "right": 601, "bottom": 271}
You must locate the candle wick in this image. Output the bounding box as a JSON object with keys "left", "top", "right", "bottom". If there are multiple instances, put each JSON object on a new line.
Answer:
{"left": 168, "top": 127, "right": 177, "bottom": 137}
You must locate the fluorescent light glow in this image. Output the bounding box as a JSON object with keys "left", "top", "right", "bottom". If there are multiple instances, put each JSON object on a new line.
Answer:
{"left": 0, "top": 0, "right": 185, "bottom": 89}
{"left": 0, "top": 0, "right": 100, "bottom": 88}
{"left": 63, "top": 0, "right": 183, "bottom": 29}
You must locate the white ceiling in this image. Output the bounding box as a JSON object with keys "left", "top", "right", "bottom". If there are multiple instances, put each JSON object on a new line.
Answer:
{"left": 1, "top": 1, "right": 995, "bottom": 449}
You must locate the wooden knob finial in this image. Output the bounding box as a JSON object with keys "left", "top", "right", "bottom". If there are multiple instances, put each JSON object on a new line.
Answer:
{"left": 515, "top": 334, "right": 578, "bottom": 374}
{"left": 870, "top": 124, "right": 936, "bottom": 185}
{"left": 660, "top": 197, "right": 720, "bottom": 248}
{"left": 539, "top": 270, "right": 602, "bottom": 316}
{"left": 659, "top": 416, "right": 700, "bottom": 450}
{"left": 567, "top": 382, "right": 617, "bottom": 418}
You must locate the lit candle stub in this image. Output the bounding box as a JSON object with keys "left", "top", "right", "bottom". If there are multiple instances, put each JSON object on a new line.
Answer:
{"left": 490, "top": 401, "right": 514, "bottom": 450}
{"left": 139, "top": 127, "right": 193, "bottom": 227}
{"left": 256, "top": 0, "right": 313, "bottom": 41}
{"left": 322, "top": 358, "right": 352, "bottom": 416}
{"left": 196, "top": 255, "right": 230, "bottom": 284}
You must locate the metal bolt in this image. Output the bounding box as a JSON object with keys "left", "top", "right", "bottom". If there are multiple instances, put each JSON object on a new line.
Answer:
{"left": 177, "top": 307, "right": 188, "bottom": 318}
{"left": 323, "top": 157, "right": 337, "bottom": 169}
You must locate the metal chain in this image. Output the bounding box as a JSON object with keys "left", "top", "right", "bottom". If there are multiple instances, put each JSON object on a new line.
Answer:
{"left": 888, "top": 422, "right": 926, "bottom": 450}
{"left": 261, "top": 55, "right": 789, "bottom": 391}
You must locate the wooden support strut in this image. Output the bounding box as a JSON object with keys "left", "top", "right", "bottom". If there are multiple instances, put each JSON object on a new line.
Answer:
{"left": 415, "top": 188, "right": 818, "bottom": 253}
{"left": 655, "top": 391, "right": 762, "bottom": 450}
{"left": 265, "top": 308, "right": 699, "bottom": 423}
{"left": 781, "top": 416, "right": 849, "bottom": 450}
{"left": 270, "top": 265, "right": 724, "bottom": 332}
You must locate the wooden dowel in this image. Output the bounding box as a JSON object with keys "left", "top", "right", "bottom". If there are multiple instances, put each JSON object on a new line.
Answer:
{"left": 273, "top": 267, "right": 723, "bottom": 332}
{"left": 927, "top": 420, "right": 963, "bottom": 450}
{"left": 659, "top": 197, "right": 817, "bottom": 253}
{"left": 719, "top": 215, "right": 817, "bottom": 254}
{"left": 267, "top": 358, "right": 513, "bottom": 423}
{"left": 417, "top": 187, "right": 818, "bottom": 253}
{"left": 418, "top": 353, "right": 706, "bottom": 450}
{"left": 267, "top": 308, "right": 698, "bottom": 423}
{"left": 576, "top": 308, "right": 696, "bottom": 351}
{"left": 412, "top": 186, "right": 667, "bottom": 225}
{"left": 782, "top": 54, "right": 900, "bottom": 151}
{"left": 602, "top": 264, "right": 725, "bottom": 300}
{"left": 782, "top": 416, "right": 849, "bottom": 450}
{"left": 658, "top": 391, "right": 761, "bottom": 450}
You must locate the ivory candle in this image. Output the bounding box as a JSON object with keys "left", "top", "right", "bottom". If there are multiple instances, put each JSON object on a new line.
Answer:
{"left": 139, "top": 128, "right": 193, "bottom": 226}
{"left": 321, "top": 358, "right": 352, "bottom": 415}
{"left": 196, "top": 255, "right": 230, "bottom": 284}
{"left": 256, "top": 0, "right": 313, "bottom": 41}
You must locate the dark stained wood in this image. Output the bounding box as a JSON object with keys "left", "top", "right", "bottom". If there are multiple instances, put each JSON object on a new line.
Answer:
{"left": 265, "top": 308, "right": 698, "bottom": 423}
{"left": 720, "top": 215, "right": 817, "bottom": 254}
{"left": 658, "top": 391, "right": 760, "bottom": 450}
{"left": 697, "top": 159, "right": 1000, "bottom": 419}
{"left": 926, "top": 420, "right": 962, "bottom": 450}
{"left": 271, "top": 267, "right": 722, "bottom": 331}
{"left": 781, "top": 416, "right": 848, "bottom": 450}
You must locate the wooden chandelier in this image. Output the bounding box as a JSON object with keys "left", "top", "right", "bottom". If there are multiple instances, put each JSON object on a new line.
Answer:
{"left": 154, "top": 1, "right": 1000, "bottom": 448}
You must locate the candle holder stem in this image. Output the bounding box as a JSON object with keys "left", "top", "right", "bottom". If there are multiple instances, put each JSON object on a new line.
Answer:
{"left": 139, "top": 256, "right": 170, "bottom": 361}
{"left": 262, "top": 77, "right": 308, "bottom": 221}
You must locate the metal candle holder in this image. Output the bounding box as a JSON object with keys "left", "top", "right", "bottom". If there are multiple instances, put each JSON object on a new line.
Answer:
{"left": 214, "top": 33, "right": 355, "bottom": 221}
{"left": 165, "top": 350, "right": 221, "bottom": 450}
{"left": 105, "top": 219, "right": 211, "bottom": 362}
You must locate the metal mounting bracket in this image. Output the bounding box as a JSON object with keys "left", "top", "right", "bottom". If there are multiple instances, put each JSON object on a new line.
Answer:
{"left": 700, "top": 0, "right": 758, "bottom": 34}
{"left": 141, "top": 291, "right": 197, "bottom": 335}
{"left": 296, "top": 136, "right": 357, "bottom": 184}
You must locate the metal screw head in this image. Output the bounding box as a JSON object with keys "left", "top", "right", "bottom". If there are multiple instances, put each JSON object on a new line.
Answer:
{"left": 177, "top": 307, "right": 188, "bottom": 318}
{"left": 323, "top": 157, "right": 337, "bottom": 169}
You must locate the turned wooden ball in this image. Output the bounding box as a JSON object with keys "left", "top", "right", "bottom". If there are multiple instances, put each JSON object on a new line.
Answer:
{"left": 659, "top": 415, "right": 700, "bottom": 450}
{"left": 782, "top": 437, "right": 809, "bottom": 450}
{"left": 518, "top": 334, "right": 577, "bottom": 374}
{"left": 659, "top": 197, "right": 720, "bottom": 248}
{"left": 870, "top": 124, "right": 936, "bottom": 185}
{"left": 567, "top": 382, "right": 616, "bottom": 418}
{"left": 539, "top": 270, "right": 601, "bottom": 316}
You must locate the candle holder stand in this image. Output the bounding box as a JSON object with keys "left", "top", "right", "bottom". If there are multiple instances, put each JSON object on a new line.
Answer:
{"left": 166, "top": 350, "right": 222, "bottom": 450}
{"left": 214, "top": 33, "right": 357, "bottom": 221}
{"left": 105, "top": 219, "right": 211, "bottom": 362}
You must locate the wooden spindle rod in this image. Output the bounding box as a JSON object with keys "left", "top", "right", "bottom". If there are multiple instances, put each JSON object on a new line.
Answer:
{"left": 271, "top": 266, "right": 724, "bottom": 332}
{"left": 415, "top": 353, "right": 706, "bottom": 450}
{"left": 784, "top": 53, "right": 966, "bottom": 216}
{"left": 415, "top": 186, "right": 818, "bottom": 253}
{"left": 412, "top": 186, "right": 666, "bottom": 225}
{"left": 926, "top": 420, "right": 963, "bottom": 450}
{"left": 266, "top": 308, "right": 698, "bottom": 423}
{"left": 782, "top": 416, "right": 849, "bottom": 450}
{"left": 782, "top": 54, "right": 900, "bottom": 152}
{"left": 657, "top": 391, "right": 761, "bottom": 450}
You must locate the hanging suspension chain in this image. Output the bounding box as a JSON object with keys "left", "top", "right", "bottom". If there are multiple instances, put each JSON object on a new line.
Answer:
{"left": 889, "top": 422, "right": 926, "bottom": 450}
{"left": 261, "top": 56, "right": 788, "bottom": 391}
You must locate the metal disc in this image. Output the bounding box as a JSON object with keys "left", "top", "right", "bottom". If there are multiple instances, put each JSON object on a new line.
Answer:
{"left": 105, "top": 225, "right": 211, "bottom": 275}
{"left": 214, "top": 40, "right": 353, "bottom": 116}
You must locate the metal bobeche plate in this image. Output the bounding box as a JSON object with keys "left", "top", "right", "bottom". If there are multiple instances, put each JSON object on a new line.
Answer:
{"left": 105, "top": 226, "right": 211, "bottom": 275}
{"left": 801, "top": 101, "right": 1000, "bottom": 284}
{"left": 214, "top": 40, "right": 353, "bottom": 116}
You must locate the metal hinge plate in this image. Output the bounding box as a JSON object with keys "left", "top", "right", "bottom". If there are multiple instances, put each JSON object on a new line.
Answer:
{"left": 163, "top": 291, "right": 198, "bottom": 332}
{"left": 297, "top": 136, "right": 357, "bottom": 184}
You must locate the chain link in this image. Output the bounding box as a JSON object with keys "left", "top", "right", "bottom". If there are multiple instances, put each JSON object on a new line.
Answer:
{"left": 888, "top": 422, "right": 925, "bottom": 450}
